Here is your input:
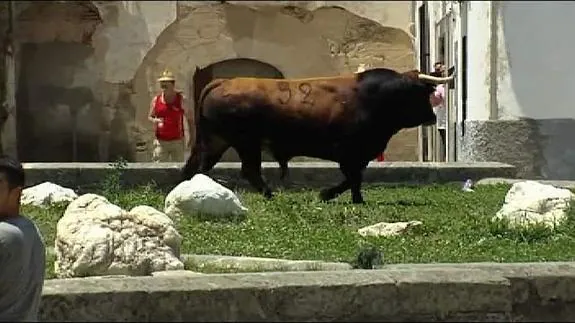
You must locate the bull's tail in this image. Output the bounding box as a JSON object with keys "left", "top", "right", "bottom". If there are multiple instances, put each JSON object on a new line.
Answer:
{"left": 182, "top": 79, "right": 225, "bottom": 179}
{"left": 192, "top": 79, "right": 224, "bottom": 152}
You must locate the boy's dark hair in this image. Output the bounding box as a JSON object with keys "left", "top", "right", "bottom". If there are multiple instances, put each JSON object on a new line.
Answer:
{"left": 0, "top": 155, "right": 25, "bottom": 189}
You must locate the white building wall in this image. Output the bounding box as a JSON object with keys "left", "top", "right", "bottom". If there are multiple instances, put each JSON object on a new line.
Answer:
{"left": 497, "top": 1, "right": 575, "bottom": 120}
{"left": 416, "top": 0, "right": 575, "bottom": 179}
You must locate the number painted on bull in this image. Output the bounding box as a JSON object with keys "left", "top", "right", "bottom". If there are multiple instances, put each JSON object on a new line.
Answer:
{"left": 298, "top": 82, "right": 313, "bottom": 105}
{"left": 277, "top": 81, "right": 291, "bottom": 104}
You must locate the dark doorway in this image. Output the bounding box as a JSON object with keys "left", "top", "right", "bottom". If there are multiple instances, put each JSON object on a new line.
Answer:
{"left": 192, "top": 58, "right": 284, "bottom": 162}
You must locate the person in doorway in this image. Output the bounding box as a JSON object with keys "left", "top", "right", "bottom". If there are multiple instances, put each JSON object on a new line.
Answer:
{"left": 0, "top": 156, "right": 46, "bottom": 321}
{"left": 430, "top": 61, "right": 447, "bottom": 161}
{"left": 148, "top": 70, "right": 194, "bottom": 162}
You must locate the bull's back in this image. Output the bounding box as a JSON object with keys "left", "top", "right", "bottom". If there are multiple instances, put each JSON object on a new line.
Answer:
{"left": 205, "top": 76, "right": 358, "bottom": 123}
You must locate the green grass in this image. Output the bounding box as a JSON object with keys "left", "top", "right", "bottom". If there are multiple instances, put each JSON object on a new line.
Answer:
{"left": 26, "top": 183, "right": 575, "bottom": 280}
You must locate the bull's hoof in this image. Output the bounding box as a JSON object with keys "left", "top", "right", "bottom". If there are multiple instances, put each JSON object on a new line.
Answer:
{"left": 263, "top": 190, "right": 274, "bottom": 199}
{"left": 319, "top": 189, "right": 336, "bottom": 202}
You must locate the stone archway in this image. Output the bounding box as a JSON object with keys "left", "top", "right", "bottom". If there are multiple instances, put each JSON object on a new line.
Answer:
{"left": 192, "top": 58, "right": 285, "bottom": 162}
{"left": 15, "top": 1, "right": 104, "bottom": 162}
{"left": 128, "top": 2, "right": 417, "bottom": 161}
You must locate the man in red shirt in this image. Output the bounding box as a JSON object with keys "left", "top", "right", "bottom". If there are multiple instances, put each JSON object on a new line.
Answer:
{"left": 148, "top": 70, "right": 194, "bottom": 162}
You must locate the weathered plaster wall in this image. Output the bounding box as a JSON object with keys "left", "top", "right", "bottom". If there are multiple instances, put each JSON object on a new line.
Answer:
{"left": 10, "top": 1, "right": 418, "bottom": 162}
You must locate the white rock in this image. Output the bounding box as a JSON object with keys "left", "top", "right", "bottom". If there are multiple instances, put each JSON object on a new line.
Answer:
{"left": 164, "top": 174, "right": 248, "bottom": 218}
{"left": 358, "top": 221, "right": 423, "bottom": 237}
{"left": 21, "top": 182, "right": 78, "bottom": 208}
{"left": 492, "top": 180, "right": 575, "bottom": 229}
{"left": 55, "top": 194, "right": 184, "bottom": 278}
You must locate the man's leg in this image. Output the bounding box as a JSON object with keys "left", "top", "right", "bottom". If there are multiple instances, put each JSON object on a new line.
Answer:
{"left": 169, "top": 139, "right": 186, "bottom": 162}
{"left": 152, "top": 139, "right": 170, "bottom": 162}
{"left": 162, "top": 139, "right": 185, "bottom": 162}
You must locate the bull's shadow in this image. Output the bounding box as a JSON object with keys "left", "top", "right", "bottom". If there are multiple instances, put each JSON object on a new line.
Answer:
{"left": 318, "top": 198, "right": 433, "bottom": 208}
{"left": 217, "top": 177, "right": 435, "bottom": 207}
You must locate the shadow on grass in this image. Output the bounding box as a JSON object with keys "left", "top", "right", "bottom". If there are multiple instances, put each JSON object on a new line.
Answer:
{"left": 193, "top": 212, "right": 247, "bottom": 224}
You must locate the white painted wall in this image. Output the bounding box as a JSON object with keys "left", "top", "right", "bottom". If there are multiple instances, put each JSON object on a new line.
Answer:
{"left": 420, "top": 1, "right": 575, "bottom": 122}
{"left": 466, "top": 2, "right": 493, "bottom": 121}
{"left": 497, "top": 1, "right": 575, "bottom": 120}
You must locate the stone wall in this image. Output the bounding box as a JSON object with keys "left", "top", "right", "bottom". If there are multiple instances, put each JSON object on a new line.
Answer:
{"left": 40, "top": 262, "right": 575, "bottom": 321}
{"left": 7, "top": 1, "right": 419, "bottom": 162}
{"left": 21, "top": 161, "right": 517, "bottom": 191}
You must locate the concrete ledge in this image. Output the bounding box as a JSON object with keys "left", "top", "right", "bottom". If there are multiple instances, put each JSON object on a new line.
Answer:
{"left": 476, "top": 177, "right": 575, "bottom": 189}
{"left": 182, "top": 254, "right": 353, "bottom": 272}
{"left": 23, "top": 161, "right": 517, "bottom": 190}
{"left": 40, "top": 262, "right": 575, "bottom": 321}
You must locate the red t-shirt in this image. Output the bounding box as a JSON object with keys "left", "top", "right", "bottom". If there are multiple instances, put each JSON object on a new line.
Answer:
{"left": 153, "top": 92, "right": 185, "bottom": 141}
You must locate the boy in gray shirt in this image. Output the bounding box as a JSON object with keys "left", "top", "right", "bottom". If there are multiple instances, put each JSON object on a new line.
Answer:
{"left": 0, "top": 156, "right": 46, "bottom": 321}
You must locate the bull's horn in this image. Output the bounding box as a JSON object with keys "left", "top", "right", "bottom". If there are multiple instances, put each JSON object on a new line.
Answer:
{"left": 418, "top": 73, "right": 454, "bottom": 84}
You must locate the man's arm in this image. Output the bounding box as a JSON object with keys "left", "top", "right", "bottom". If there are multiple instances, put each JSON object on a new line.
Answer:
{"left": 148, "top": 96, "right": 159, "bottom": 123}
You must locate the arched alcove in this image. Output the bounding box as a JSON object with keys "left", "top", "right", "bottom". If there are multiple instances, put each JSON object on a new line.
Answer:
{"left": 192, "top": 58, "right": 285, "bottom": 162}
{"left": 15, "top": 1, "right": 104, "bottom": 162}
{"left": 117, "top": 2, "right": 417, "bottom": 161}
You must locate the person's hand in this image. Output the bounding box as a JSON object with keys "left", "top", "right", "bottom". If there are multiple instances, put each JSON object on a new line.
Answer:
{"left": 430, "top": 93, "right": 443, "bottom": 107}
{"left": 186, "top": 137, "right": 193, "bottom": 148}
{"left": 152, "top": 117, "right": 162, "bottom": 124}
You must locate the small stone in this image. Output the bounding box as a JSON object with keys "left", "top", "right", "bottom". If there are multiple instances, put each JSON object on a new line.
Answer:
{"left": 358, "top": 221, "right": 422, "bottom": 237}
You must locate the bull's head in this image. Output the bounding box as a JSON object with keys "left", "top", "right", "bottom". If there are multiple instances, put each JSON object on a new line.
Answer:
{"left": 401, "top": 69, "right": 456, "bottom": 127}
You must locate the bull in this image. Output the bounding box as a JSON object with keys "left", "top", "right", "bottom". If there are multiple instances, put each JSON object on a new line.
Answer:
{"left": 182, "top": 67, "right": 454, "bottom": 204}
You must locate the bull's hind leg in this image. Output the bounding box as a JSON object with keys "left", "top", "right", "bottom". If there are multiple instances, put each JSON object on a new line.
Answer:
{"left": 235, "top": 144, "right": 273, "bottom": 199}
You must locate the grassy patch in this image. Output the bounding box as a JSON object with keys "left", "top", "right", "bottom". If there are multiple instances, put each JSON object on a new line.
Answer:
{"left": 27, "top": 182, "right": 575, "bottom": 280}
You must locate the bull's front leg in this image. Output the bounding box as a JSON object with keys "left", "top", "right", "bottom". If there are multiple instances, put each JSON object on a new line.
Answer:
{"left": 319, "top": 162, "right": 368, "bottom": 204}
{"left": 319, "top": 180, "right": 350, "bottom": 202}
{"left": 237, "top": 144, "right": 274, "bottom": 199}
{"left": 347, "top": 166, "right": 366, "bottom": 204}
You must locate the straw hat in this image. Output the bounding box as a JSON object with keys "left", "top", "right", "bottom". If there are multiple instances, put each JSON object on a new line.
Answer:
{"left": 157, "top": 70, "right": 175, "bottom": 82}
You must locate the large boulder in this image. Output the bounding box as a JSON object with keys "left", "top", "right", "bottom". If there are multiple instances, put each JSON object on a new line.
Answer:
{"left": 492, "top": 180, "right": 575, "bottom": 229}
{"left": 164, "top": 174, "right": 248, "bottom": 219}
{"left": 55, "top": 194, "right": 184, "bottom": 278}
{"left": 21, "top": 182, "right": 78, "bottom": 208}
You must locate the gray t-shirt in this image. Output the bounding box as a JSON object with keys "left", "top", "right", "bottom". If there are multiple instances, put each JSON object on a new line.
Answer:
{"left": 0, "top": 215, "right": 46, "bottom": 322}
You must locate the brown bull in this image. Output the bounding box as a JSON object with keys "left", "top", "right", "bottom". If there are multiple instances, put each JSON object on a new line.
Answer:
{"left": 182, "top": 67, "right": 454, "bottom": 204}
